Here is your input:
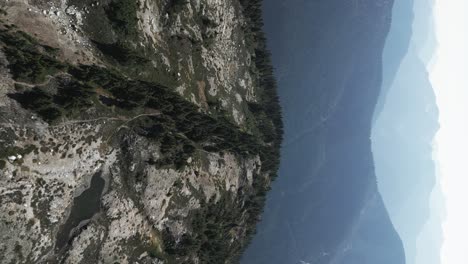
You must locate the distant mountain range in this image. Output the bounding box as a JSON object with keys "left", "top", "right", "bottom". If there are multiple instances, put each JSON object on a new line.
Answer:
{"left": 372, "top": 0, "right": 415, "bottom": 123}
{"left": 242, "top": 0, "right": 406, "bottom": 263}
{"left": 372, "top": 0, "right": 444, "bottom": 263}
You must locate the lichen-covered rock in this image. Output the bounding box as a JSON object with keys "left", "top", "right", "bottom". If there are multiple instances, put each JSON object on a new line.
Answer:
{"left": 0, "top": 0, "right": 281, "bottom": 263}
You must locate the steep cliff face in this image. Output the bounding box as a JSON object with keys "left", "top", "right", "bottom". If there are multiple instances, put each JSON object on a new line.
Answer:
{"left": 0, "top": 1, "right": 281, "bottom": 263}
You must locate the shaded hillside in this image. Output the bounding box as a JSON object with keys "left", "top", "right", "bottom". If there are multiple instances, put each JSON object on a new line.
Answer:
{"left": 242, "top": 0, "right": 405, "bottom": 263}
{"left": 372, "top": 53, "right": 439, "bottom": 264}
{"left": 328, "top": 190, "right": 405, "bottom": 264}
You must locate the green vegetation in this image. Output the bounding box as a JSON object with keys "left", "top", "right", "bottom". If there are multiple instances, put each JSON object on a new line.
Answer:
{"left": 0, "top": 145, "right": 38, "bottom": 167}
{"left": 105, "top": 0, "right": 139, "bottom": 37}
{"left": 150, "top": 1, "right": 283, "bottom": 261}
{"left": 164, "top": 194, "right": 250, "bottom": 263}
{"left": 73, "top": 65, "right": 282, "bottom": 181}
{"left": 0, "top": 24, "right": 279, "bottom": 171}
{"left": 165, "top": 0, "right": 190, "bottom": 14}
{"left": 93, "top": 41, "right": 150, "bottom": 65}
{"left": 0, "top": 0, "right": 283, "bottom": 259}
{"left": 8, "top": 79, "right": 95, "bottom": 122}
{"left": 240, "top": 0, "right": 283, "bottom": 146}
{"left": 0, "top": 28, "right": 66, "bottom": 83}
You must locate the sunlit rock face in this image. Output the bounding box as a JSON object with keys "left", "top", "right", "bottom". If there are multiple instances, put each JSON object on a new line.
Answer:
{"left": 0, "top": 0, "right": 282, "bottom": 263}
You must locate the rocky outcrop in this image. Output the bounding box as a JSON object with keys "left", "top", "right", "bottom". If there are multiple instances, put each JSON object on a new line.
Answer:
{"left": 0, "top": 0, "right": 281, "bottom": 263}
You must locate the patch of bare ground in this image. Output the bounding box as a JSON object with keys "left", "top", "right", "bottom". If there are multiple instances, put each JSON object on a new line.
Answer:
{"left": 197, "top": 80, "right": 208, "bottom": 110}
{"left": 1, "top": 0, "right": 98, "bottom": 65}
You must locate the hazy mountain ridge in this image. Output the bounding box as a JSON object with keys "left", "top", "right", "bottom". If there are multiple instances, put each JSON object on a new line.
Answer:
{"left": 373, "top": 0, "right": 415, "bottom": 123}
{"left": 372, "top": 0, "right": 443, "bottom": 263}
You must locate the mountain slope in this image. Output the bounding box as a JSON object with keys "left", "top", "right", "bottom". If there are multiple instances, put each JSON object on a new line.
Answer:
{"left": 372, "top": 0, "right": 415, "bottom": 123}
{"left": 0, "top": 1, "right": 281, "bottom": 263}
{"left": 242, "top": 0, "right": 405, "bottom": 263}
{"left": 372, "top": 0, "right": 442, "bottom": 263}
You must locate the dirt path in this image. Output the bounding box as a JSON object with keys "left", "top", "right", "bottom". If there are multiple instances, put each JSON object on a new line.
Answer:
{"left": 0, "top": 112, "right": 161, "bottom": 129}
{"left": 103, "top": 112, "right": 162, "bottom": 142}
{"left": 13, "top": 75, "right": 54, "bottom": 88}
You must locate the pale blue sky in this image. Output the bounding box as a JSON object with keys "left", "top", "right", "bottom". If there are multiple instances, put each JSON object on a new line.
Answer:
{"left": 431, "top": 0, "right": 468, "bottom": 263}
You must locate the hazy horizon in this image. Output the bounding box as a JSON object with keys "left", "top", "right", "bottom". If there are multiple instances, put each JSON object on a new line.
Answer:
{"left": 431, "top": 0, "right": 468, "bottom": 263}
{"left": 375, "top": 0, "right": 468, "bottom": 263}
{"left": 372, "top": 0, "right": 444, "bottom": 263}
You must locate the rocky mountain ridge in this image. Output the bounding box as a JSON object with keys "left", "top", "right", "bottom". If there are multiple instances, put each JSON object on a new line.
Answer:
{"left": 0, "top": 0, "right": 281, "bottom": 263}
